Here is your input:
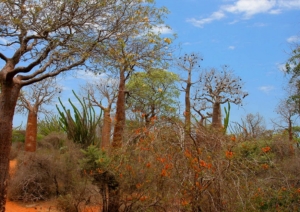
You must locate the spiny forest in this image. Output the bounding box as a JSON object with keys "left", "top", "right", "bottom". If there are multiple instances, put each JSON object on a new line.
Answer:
{"left": 0, "top": 0, "right": 299, "bottom": 212}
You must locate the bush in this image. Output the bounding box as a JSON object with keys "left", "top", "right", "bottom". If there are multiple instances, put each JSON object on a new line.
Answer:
{"left": 8, "top": 139, "right": 88, "bottom": 202}
{"left": 56, "top": 181, "right": 101, "bottom": 212}
{"left": 12, "top": 130, "right": 26, "bottom": 143}
{"left": 37, "top": 132, "right": 67, "bottom": 150}
{"left": 38, "top": 115, "right": 63, "bottom": 136}
{"left": 271, "top": 135, "right": 296, "bottom": 159}
{"left": 8, "top": 113, "right": 300, "bottom": 211}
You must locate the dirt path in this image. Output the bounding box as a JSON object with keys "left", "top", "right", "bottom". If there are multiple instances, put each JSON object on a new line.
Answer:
{"left": 6, "top": 200, "right": 58, "bottom": 212}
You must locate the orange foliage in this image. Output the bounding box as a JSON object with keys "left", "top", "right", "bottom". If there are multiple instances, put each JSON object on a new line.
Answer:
{"left": 230, "top": 135, "right": 236, "bottom": 142}
{"left": 261, "top": 163, "right": 269, "bottom": 170}
{"left": 225, "top": 150, "right": 234, "bottom": 159}
{"left": 262, "top": 146, "right": 271, "bottom": 153}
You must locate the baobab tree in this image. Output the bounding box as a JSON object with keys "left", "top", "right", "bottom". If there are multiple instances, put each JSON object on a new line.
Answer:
{"left": 82, "top": 75, "right": 119, "bottom": 149}
{"left": 194, "top": 66, "right": 248, "bottom": 129}
{"left": 97, "top": 29, "right": 174, "bottom": 147}
{"left": 17, "top": 78, "right": 61, "bottom": 152}
{"left": 176, "top": 53, "right": 203, "bottom": 134}
{"left": 0, "top": 0, "right": 166, "bottom": 210}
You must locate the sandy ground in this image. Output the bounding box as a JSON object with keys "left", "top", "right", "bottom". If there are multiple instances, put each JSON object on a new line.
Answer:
{"left": 6, "top": 200, "right": 59, "bottom": 212}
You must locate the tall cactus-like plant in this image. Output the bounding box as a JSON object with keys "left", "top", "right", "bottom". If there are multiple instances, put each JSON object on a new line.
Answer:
{"left": 223, "top": 102, "right": 231, "bottom": 134}
{"left": 56, "top": 90, "right": 102, "bottom": 148}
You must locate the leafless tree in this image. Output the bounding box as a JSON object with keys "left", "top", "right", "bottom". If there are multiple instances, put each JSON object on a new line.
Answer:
{"left": 176, "top": 53, "right": 203, "bottom": 134}
{"left": 242, "top": 113, "right": 266, "bottom": 140}
{"left": 81, "top": 75, "right": 119, "bottom": 149}
{"left": 194, "top": 66, "right": 248, "bottom": 129}
{"left": 273, "top": 84, "right": 300, "bottom": 141}
{"left": 17, "top": 78, "right": 61, "bottom": 152}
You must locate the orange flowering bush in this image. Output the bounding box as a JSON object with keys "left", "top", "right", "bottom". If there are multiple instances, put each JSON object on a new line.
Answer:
{"left": 262, "top": 146, "right": 271, "bottom": 153}
{"left": 64, "top": 117, "right": 300, "bottom": 211}
{"left": 225, "top": 150, "right": 234, "bottom": 159}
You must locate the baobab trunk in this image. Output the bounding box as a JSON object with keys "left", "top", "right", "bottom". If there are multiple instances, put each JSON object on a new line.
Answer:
{"left": 184, "top": 79, "right": 191, "bottom": 135}
{"left": 212, "top": 102, "right": 222, "bottom": 129}
{"left": 288, "top": 119, "right": 293, "bottom": 142}
{"left": 101, "top": 109, "right": 112, "bottom": 149}
{"left": 0, "top": 81, "right": 21, "bottom": 212}
{"left": 112, "top": 69, "right": 126, "bottom": 147}
{"left": 24, "top": 109, "right": 38, "bottom": 152}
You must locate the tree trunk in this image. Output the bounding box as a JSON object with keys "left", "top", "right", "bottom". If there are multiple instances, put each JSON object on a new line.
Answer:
{"left": 288, "top": 118, "right": 293, "bottom": 142}
{"left": 0, "top": 81, "right": 21, "bottom": 212}
{"left": 185, "top": 81, "right": 191, "bottom": 135}
{"left": 24, "top": 109, "right": 38, "bottom": 152}
{"left": 101, "top": 109, "right": 112, "bottom": 149}
{"left": 112, "top": 69, "right": 126, "bottom": 148}
{"left": 212, "top": 102, "right": 222, "bottom": 129}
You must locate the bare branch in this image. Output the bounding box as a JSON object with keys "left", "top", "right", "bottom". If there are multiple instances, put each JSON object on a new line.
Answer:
{"left": 0, "top": 53, "right": 7, "bottom": 62}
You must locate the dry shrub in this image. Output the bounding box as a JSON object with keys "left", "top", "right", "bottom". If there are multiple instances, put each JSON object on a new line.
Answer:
{"left": 109, "top": 119, "right": 300, "bottom": 212}
{"left": 271, "top": 135, "right": 295, "bottom": 159}
{"left": 37, "top": 132, "right": 68, "bottom": 150}
{"left": 9, "top": 141, "right": 23, "bottom": 160}
{"left": 102, "top": 120, "right": 245, "bottom": 212}
{"left": 280, "top": 155, "right": 300, "bottom": 185}
{"left": 56, "top": 182, "right": 101, "bottom": 212}
{"left": 7, "top": 138, "right": 88, "bottom": 203}
{"left": 8, "top": 116, "right": 300, "bottom": 211}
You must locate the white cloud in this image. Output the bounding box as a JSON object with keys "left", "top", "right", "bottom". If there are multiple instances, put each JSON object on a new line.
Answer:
{"left": 151, "top": 25, "right": 173, "bottom": 34}
{"left": 228, "top": 19, "right": 239, "bottom": 24}
{"left": 269, "top": 9, "right": 282, "bottom": 14}
{"left": 278, "top": 0, "right": 300, "bottom": 9}
{"left": 222, "top": 0, "right": 276, "bottom": 18}
{"left": 187, "top": 11, "right": 225, "bottom": 28}
{"left": 228, "top": 46, "right": 235, "bottom": 50}
{"left": 259, "top": 86, "right": 275, "bottom": 94}
{"left": 252, "top": 22, "right": 267, "bottom": 27}
{"left": 187, "top": 0, "right": 300, "bottom": 28}
{"left": 75, "top": 69, "right": 101, "bottom": 81}
{"left": 287, "top": 35, "right": 300, "bottom": 43}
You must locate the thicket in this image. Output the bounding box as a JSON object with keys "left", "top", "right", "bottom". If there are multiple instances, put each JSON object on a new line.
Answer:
{"left": 8, "top": 113, "right": 300, "bottom": 212}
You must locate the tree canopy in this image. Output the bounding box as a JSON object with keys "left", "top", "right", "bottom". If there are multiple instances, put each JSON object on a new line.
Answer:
{"left": 126, "top": 69, "right": 179, "bottom": 124}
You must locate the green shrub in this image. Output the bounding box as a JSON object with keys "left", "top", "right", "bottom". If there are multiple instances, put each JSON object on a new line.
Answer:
{"left": 38, "top": 115, "right": 63, "bottom": 136}
{"left": 12, "top": 130, "right": 26, "bottom": 143}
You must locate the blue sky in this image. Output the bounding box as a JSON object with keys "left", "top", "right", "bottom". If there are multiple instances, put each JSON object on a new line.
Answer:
{"left": 12, "top": 0, "right": 300, "bottom": 129}
{"left": 155, "top": 0, "right": 300, "bottom": 128}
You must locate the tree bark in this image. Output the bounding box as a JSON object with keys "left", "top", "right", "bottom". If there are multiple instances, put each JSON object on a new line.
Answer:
{"left": 101, "top": 109, "right": 112, "bottom": 149}
{"left": 0, "top": 80, "right": 21, "bottom": 212}
{"left": 212, "top": 102, "right": 222, "bottom": 129}
{"left": 112, "top": 69, "right": 126, "bottom": 147}
{"left": 24, "top": 109, "right": 38, "bottom": 152}
{"left": 184, "top": 78, "right": 191, "bottom": 135}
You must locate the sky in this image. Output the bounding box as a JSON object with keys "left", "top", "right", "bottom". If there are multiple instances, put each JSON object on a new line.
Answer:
{"left": 12, "top": 0, "right": 300, "bottom": 129}
{"left": 155, "top": 0, "right": 300, "bottom": 128}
